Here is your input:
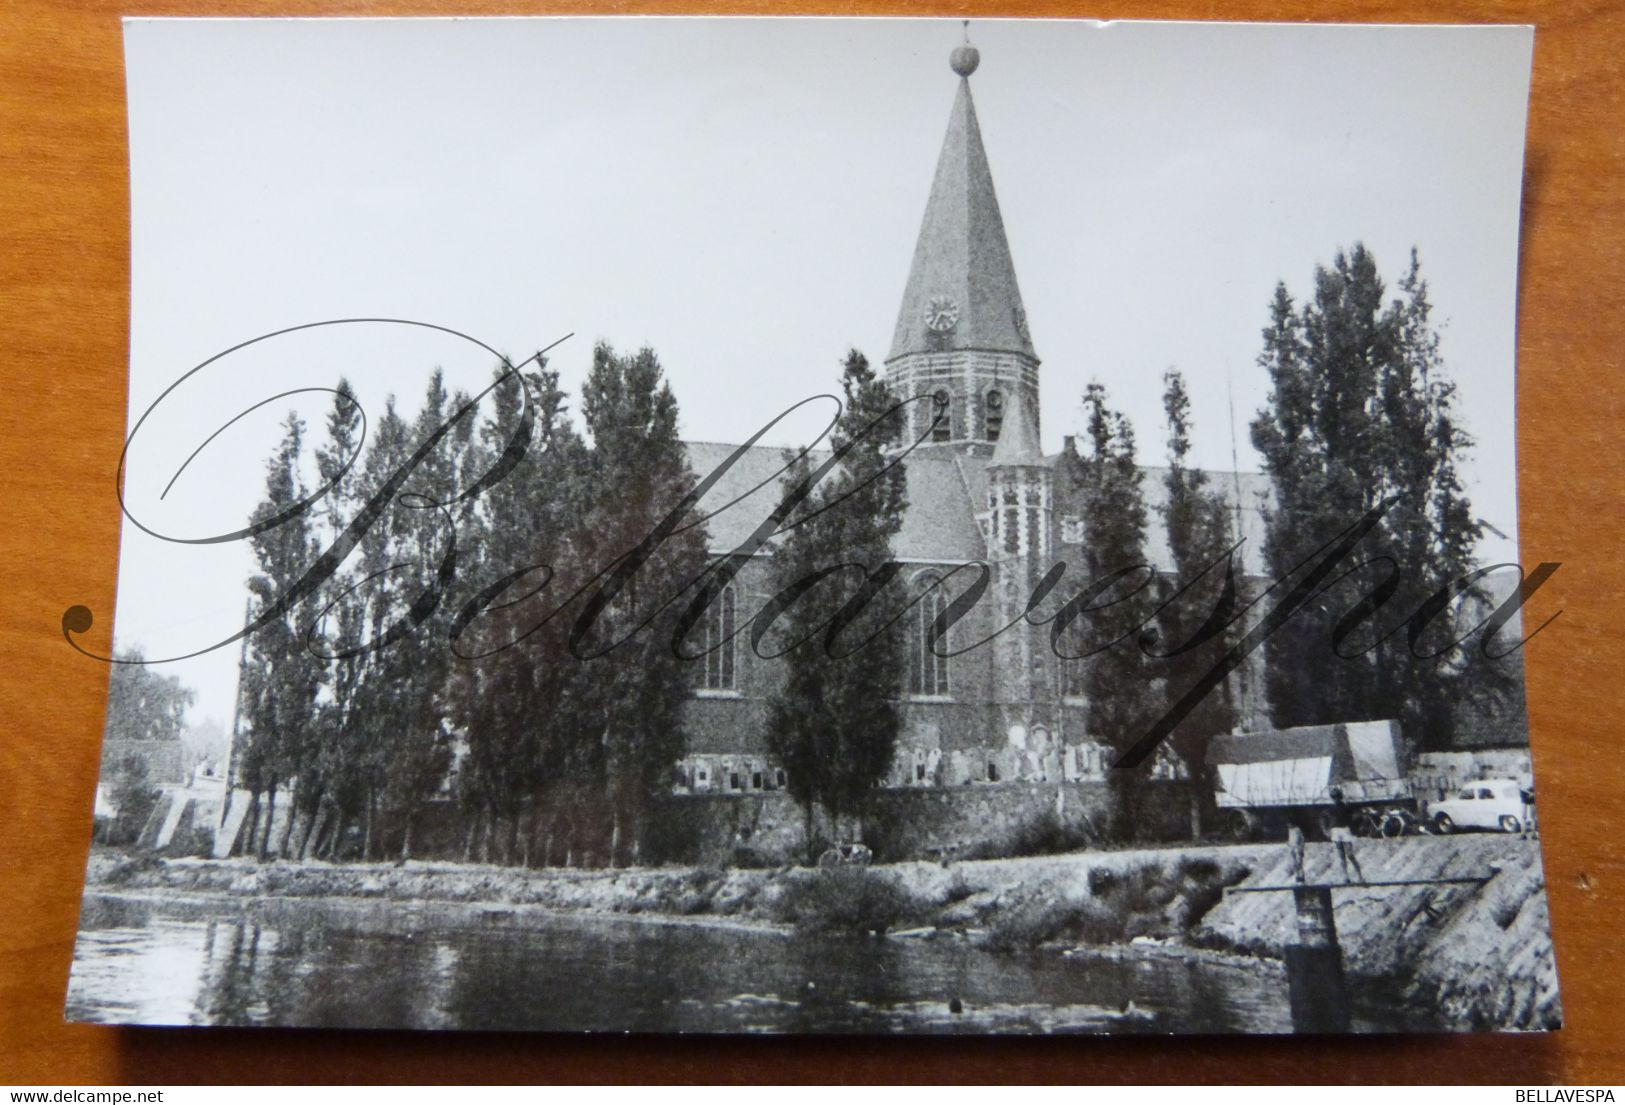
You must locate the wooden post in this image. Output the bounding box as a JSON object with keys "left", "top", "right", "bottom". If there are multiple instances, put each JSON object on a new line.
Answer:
{"left": 1228, "top": 871, "right": 1489, "bottom": 1033}
{"left": 1285, "top": 885, "right": 1352, "bottom": 1033}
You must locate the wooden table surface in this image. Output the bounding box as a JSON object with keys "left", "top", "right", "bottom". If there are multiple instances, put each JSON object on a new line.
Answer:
{"left": 2, "top": 0, "right": 1621, "bottom": 1085}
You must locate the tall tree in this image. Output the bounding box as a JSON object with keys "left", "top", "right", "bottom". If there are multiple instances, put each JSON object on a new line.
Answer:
{"left": 1156, "top": 369, "right": 1239, "bottom": 836}
{"left": 1249, "top": 245, "right": 1500, "bottom": 751}
{"left": 1068, "top": 382, "right": 1159, "bottom": 839}
{"left": 376, "top": 370, "right": 466, "bottom": 860}
{"left": 295, "top": 380, "right": 365, "bottom": 858}
{"left": 333, "top": 395, "right": 411, "bottom": 859}
{"left": 446, "top": 360, "right": 589, "bottom": 865}
{"left": 239, "top": 413, "right": 325, "bottom": 858}
{"left": 574, "top": 342, "right": 710, "bottom": 865}
{"left": 311, "top": 375, "right": 479, "bottom": 862}
{"left": 765, "top": 350, "right": 908, "bottom": 852}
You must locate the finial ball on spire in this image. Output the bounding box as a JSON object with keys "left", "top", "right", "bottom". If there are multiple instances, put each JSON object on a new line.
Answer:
{"left": 950, "top": 44, "right": 980, "bottom": 77}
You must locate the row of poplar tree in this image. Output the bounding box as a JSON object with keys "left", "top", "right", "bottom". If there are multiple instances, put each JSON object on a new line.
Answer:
{"left": 233, "top": 343, "right": 713, "bottom": 866}
{"left": 226, "top": 244, "right": 1511, "bottom": 865}
{"left": 1053, "top": 246, "right": 1517, "bottom": 836}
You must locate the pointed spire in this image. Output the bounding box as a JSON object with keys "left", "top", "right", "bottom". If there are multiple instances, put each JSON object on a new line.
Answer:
{"left": 989, "top": 395, "right": 1043, "bottom": 467}
{"left": 889, "top": 41, "right": 1035, "bottom": 363}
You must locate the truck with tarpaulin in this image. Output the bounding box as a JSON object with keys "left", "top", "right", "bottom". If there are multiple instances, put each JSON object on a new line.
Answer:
{"left": 1206, "top": 720, "right": 1417, "bottom": 839}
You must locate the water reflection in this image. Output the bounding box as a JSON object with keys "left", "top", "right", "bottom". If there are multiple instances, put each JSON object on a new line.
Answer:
{"left": 69, "top": 893, "right": 1297, "bottom": 1034}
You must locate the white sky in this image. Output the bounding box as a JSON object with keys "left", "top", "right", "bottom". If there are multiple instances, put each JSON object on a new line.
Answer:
{"left": 109, "top": 16, "right": 1534, "bottom": 727}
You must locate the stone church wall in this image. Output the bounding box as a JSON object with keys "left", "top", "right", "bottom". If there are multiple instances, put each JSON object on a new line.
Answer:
{"left": 650, "top": 779, "right": 1196, "bottom": 865}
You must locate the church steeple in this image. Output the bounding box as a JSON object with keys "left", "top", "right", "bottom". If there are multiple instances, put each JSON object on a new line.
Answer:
{"left": 890, "top": 53, "right": 1034, "bottom": 362}
{"left": 886, "top": 35, "right": 1040, "bottom": 450}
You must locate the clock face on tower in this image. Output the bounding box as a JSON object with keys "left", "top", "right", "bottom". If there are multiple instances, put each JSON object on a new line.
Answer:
{"left": 924, "top": 295, "right": 960, "bottom": 333}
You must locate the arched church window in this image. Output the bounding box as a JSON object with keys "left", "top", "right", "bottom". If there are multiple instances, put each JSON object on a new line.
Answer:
{"left": 931, "top": 389, "right": 952, "bottom": 442}
{"left": 908, "top": 572, "right": 951, "bottom": 697}
{"left": 697, "top": 580, "right": 738, "bottom": 692}
{"left": 985, "top": 389, "right": 1004, "bottom": 441}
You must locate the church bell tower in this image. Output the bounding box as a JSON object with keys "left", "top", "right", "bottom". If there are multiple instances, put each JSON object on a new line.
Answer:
{"left": 885, "top": 37, "right": 1041, "bottom": 452}
{"left": 888, "top": 35, "right": 1060, "bottom": 770}
{"left": 986, "top": 392, "right": 1056, "bottom": 754}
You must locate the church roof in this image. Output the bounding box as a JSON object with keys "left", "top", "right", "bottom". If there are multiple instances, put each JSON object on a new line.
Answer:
{"left": 682, "top": 441, "right": 988, "bottom": 563}
{"left": 1129, "top": 463, "right": 1272, "bottom": 577}
{"left": 988, "top": 397, "right": 1043, "bottom": 467}
{"left": 888, "top": 70, "right": 1035, "bottom": 363}
{"left": 682, "top": 441, "right": 1273, "bottom": 576}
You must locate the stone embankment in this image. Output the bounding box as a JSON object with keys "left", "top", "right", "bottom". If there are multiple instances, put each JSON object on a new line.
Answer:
{"left": 1196, "top": 834, "right": 1558, "bottom": 1030}
{"left": 86, "top": 843, "right": 1275, "bottom": 940}
{"left": 88, "top": 833, "right": 1557, "bottom": 1029}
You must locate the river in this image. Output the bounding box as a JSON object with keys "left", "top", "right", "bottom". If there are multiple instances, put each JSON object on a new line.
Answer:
{"left": 68, "top": 892, "right": 1325, "bottom": 1034}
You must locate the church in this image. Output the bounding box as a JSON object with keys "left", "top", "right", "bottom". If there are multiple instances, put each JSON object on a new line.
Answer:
{"left": 672, "top": 40, "right": 1271, "bottom": 796}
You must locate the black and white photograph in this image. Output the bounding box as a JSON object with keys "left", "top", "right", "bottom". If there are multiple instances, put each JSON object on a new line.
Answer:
{"left": 65, "top": 15, "right": 1558, "bottom": 1035}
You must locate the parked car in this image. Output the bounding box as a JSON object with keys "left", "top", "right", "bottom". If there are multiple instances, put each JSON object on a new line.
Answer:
{"left": 1428, "top": 778, "right": 1532, "bottom": 833}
